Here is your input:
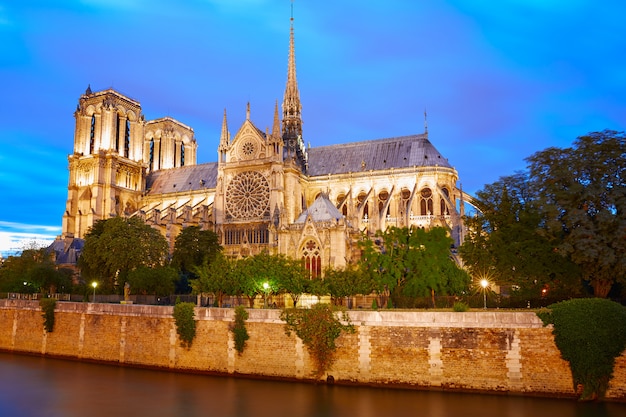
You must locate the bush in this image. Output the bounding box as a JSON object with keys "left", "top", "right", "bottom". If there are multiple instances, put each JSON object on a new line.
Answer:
{"left": 173, "top": 302, "right": 196, "bottom": 348}
{"left": 371, "top": 298, "right": 378, "bottom": 310}
{"left": 281, "top": 303, "right": 354, "bottom": 377}
{"left": 231, "top": 305, "right": 250, "bottom": 354}
{"left": 537, "top": 298, "right": 626, "bottom": 400}
{"left": 39, "top": 298, "right": 57, "bottom": 333}
{"left": 452, "top": 301, "right": 470, "bottom": 312}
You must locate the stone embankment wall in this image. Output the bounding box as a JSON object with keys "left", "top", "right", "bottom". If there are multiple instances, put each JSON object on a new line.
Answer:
{"left": 1, "top": 300, "right": 625, "bottom": 400}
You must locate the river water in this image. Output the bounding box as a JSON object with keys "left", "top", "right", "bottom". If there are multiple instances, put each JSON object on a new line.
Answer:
{"left": 0, "top": 352, "right": 623, "bottom": 417}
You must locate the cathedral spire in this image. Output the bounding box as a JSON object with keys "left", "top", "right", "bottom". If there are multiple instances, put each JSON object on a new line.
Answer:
{"left": 272, "top": 100, "right": 281, "bottom": 138}
{"left": 282, "top": 6, "right": 302, "bottom": 141}
{"left": 219, "top": 108, "right": 229, "bottom": 149}
{"left": 282, "top": 4, "right": 307, "bottom": 171}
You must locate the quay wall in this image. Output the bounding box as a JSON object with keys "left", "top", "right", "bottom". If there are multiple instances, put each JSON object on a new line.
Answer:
{"left": 1, "top": 299, "right": 625, "bottom": 400}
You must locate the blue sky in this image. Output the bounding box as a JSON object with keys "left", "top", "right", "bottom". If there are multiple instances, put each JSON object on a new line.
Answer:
{"left": 1, "top": 0, "right": 625, "bottom": 257}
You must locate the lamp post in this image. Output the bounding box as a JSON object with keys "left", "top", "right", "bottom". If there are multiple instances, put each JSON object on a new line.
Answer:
{"left": 480, "top": 279, "right": 489, "bottom": 309}
{"left": 91, "top": 282, "right": 98, "bottom": 303}
{"left": 262, "top": 282, "right": 269, "bottom": 308}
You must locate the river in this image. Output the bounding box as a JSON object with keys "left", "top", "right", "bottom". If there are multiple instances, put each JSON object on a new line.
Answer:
{"left": 0, "top": 352, "right": 623, "bottom": 417}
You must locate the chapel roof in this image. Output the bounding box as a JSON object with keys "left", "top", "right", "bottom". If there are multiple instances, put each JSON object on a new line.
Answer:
{"left": 306, "top": 134, "right": 452, "bottom": 176}
{"left": 295, "top": 194, "right": 344, "bottom": 223}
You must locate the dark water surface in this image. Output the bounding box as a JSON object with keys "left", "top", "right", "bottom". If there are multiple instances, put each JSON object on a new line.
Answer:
{"left": 0, "top": 352, "right": 624, "bottom": 417}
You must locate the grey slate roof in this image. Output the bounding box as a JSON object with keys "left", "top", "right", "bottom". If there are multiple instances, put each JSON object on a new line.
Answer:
{"left": 295, "top": 194, "right": 344, "bottom": 223}
{"left": 144, "top": 134, "right": 451, "bottom": 195}
{"left": 307, "top": 134, "right": 452, "bottom": 176}
{"left": 146, "top": 162, "right": 218, "bottom": 195}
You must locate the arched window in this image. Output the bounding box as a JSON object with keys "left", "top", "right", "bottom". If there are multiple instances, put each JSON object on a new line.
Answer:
{"left": 336, "top": 193, "right": 347, "bottom": 216}
{"left": 89, "top": 115, "right": 96, "bottom": 154}
{"left": 440, "top": 187, "right": 450, "bottom": 215}
{"left": 115, "top": 115, "right": 121, "bottom": 151}
{"left": 124, "top": 119, "right": 130, "bottom": 157}
{"left": 378, "top": 190, "right": 389, "bottom": 216}
{"left": 357, "top": 192, "right": 368, "bottom": 219}
{"left": 149, "top": 139, "right": 155, "bottom": 171}
{"left": 302, "top": 239, "right": 322, "bottom": 279}
{"left": 180, "top": 143, "right": 185, "bottom": 166}
{"left": 420, "top": 188, "right": 433, "bottom": 215}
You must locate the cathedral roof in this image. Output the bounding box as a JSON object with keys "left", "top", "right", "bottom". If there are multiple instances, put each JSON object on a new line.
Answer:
{"left": 307, "top": 134, "right": 452, "bottom": 176}
{"left": 146, "top": 162, "right": 218, "bottom": 194}
{"left": 295, "top": 194, "right": 344, "bottom": 223}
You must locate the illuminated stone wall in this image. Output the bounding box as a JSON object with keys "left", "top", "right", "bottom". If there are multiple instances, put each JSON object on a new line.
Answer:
{"left": 1, "top": 300, "right": 624, "bottom": 400}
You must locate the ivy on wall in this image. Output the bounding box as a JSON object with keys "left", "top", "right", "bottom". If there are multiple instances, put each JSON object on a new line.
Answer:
{"left": 537, "top": 298, "right": 626, "bottom": 400}
{"left": 231, "top": 305, "right": 250, "bottom": 354}
{"left": 39, "top": 298, "right": 57, "bottom": 333}
{"left": 173, "top": 302, "right": 196, "bottom": 348}
{"left": 281, "top": 303, "right": 354, "bottom": 377}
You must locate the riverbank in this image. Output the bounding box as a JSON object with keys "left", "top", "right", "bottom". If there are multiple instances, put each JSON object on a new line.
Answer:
{"left": 1, "top": 299, "right": 625, "bottom": 400}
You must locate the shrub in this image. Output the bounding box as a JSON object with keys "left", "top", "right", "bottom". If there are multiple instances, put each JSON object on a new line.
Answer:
{"left": 452, "top": 301, "right": 469, "bottom": 312}
{"left": 371, "top": 298, "right": 378, "bottom": 310}
{"left": 281, "top": 303, "right": 354, "bottom": 377}
{"left": 39, "top": 298, "right": 57, "bottom": 333}
{"left": 231, "top": 305, "right": 250, "bottom": 354}
{"left": 537, "top": 298, "right": 626, "bottom": 400}
{"left": 173, "top": 302, "right": 196, "bottom": 348}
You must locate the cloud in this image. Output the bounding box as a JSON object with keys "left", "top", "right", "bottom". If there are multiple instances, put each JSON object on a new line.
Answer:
{"left": 0, "top": 222, "right": 61, "bottom": 257}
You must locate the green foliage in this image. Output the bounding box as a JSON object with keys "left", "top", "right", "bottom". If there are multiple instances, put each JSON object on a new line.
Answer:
{"left": 192, "top": 253, "right": 237, "bottom": 307}
{"left": 126, "top": 266, "right": 177, "bottom": 296}
{"left": 231, "top": 305, "right": 250, "bottom": 354}
{"left": 171, "top": 226, "right": 222, "bottom": 280}
{"left": 323, "top": 265, "right": 374, "bottom": 306}
{"left": 281, "top": 303, "right": 354, "bottom": 377}
{"left": 452, "top": 301, "right": 470, "bottom": 312}
{"left": 462, "top": 130, "right": 626, "bottom": 298}
{"left": 359, "top": 226, "right": 470, "bottom": 305}
{"left": 78, "top": 217, "right": 169, "bottom": 293}
{"left": 371, "top": 298, "right": 378, "bottom": 310}
{"left": 39, "top": 298, "right": 57, "bottom": 332}
{"left": 537, "top": 298, "right": 626, "bottom": 400}
{"left": 173, "top": 302, "right": 196, "bottom": 348}
{"left": 0, "top": 248, "right": 73, "bottom": 294}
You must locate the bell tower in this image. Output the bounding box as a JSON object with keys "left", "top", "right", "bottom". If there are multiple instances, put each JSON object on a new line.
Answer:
{"left": 62, "top": 87, "right": 146, "bottom": 239}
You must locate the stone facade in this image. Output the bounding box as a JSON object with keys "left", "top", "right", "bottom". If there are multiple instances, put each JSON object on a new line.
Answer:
{"left": 58, "top": 17, "right": 469, "bottom": 273}
{"left": 2, "top": 300, "right": 625, "bottom": 399}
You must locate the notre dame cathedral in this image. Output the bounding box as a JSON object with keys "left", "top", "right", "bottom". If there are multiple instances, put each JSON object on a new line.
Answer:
{"left": 55, "top": 16, "right": 467, "bottom": 277}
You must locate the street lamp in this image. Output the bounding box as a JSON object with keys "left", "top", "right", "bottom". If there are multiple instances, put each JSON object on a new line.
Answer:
{"left": 480, "top": 279, "right": 489, "bottom": 309}
{"left": 91, "top": 282, "right": 98, "bottom": 303}
{"left": 262, "top": 282, "right": 269, "bottom": 308}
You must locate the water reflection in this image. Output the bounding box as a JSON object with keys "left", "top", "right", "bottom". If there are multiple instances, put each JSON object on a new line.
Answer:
{"left": 0, "top": 352, "right": 623, "bottom": 417}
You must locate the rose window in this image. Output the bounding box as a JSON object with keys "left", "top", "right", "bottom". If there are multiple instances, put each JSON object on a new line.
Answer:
{"left": 226, "top": 171, "right": 270, "bottom": 219}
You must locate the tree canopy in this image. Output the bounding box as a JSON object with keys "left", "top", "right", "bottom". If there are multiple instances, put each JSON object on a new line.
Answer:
{"left": 359, "top": 226, "right": 470, "bottom": 307}
{"left": 0, "top": 248, "right": 73, "bottom": 294}
{"left": 171, "top": 226, "right": 221, "bottom": 278}
{"left": 461, "top": 130, "right": 625, "bottom": 298}
{"left": 78, "top": 216, "right": 169, "bottom": 293}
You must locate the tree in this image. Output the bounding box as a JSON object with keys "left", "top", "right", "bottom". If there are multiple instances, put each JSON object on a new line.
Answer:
{"left": 359, "top": 226, "right": 470, "bottom": 307}
{"left": 0, "top": 248, "right": 73, "bottom": 294}
{"left": 274, "top": 257, "right": 310, "bottom": 307}
{"left": 126, "top": 266, "right": 177, "bottom": 296}
{"left": 235, "top": 253, "right": 284, "bottom": 308}
{"left": 191, "top": 253, "right": 237, "bottom": 307}
{"left": 460, "top": 172, "right": 582, "bottom": 299}
{"left": 171, "top": 226, "right": 222, "bottom": 285}
{"left": 323, "top": 265, "right": 374, "bottom": 306}
{"left": 78, "top": 216, "right": 169, "bottom": 293}
{"left": 526, "top": 131, "right": 626, "bottom": 298}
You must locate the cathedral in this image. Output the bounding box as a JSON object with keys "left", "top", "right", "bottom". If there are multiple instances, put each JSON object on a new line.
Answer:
{"left": 56, "top": 16, "right": 467, "bottom": 277}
